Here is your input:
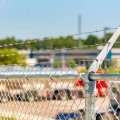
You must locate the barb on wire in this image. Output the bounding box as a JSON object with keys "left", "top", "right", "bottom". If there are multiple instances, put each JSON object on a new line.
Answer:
{"left": 0, "top": 26, "right": 118, "bottom": 49}
{"left": 68, "top": 27, "right": 117, "bottom": 37}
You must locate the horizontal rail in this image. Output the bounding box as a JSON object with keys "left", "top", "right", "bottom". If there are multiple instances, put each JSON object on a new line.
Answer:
{"left": 0, "top": 71, "right": 120, "bottom": 81}
{"left": 89, "top": 73, "right": 120, "bottom": 81}
{"left": 0, "top": 73, "right": 80, "bottom": 78}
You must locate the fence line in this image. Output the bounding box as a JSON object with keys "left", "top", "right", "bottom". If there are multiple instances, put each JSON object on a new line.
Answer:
{"left": 0, "top": 27, "right": 120, "bottom": 120}
{"left": 0, "top": 70, "right": 120, "bottom": 82}
{"left": 0, "top": 26, "right": 118, "bottom": 49}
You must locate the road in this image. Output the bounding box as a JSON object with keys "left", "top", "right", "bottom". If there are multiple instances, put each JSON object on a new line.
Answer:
{"left": 0, "top": 97, "right": 109, "bottom": 120}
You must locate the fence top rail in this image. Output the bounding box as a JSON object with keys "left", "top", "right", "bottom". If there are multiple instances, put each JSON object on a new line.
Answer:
{"left": 0, "top": 69, "right": 119, "bottom": 81}
{"left": 89, "top": 73, "right": 120, "bottom": 81}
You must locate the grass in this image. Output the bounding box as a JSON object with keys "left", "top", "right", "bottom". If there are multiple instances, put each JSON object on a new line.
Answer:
{"left": 0, "top": 116, "right": 17, "bottom": 120}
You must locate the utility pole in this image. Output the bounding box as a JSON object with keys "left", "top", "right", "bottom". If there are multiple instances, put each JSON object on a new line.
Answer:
{"left": 104, "top": 27, "right": 108, "bottom": 43}
{"left": 104, "top": 27, "right": 109, "bottom": 68}
{"left": 78, "top": 15, "right": 81, "bottom": 48}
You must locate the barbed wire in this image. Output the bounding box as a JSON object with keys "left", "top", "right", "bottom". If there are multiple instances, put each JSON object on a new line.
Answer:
{"left": 0, "top": 26, "right": 119, "bottom": 64}
{"left": 1, "top": 40, "right": 120, "bottom": 58}
{"left": 0, "top": 40, "right": 120, "bottom": 53}
{"left": 0, "top": 26, "right": 118, "bottom": 49}
{"left": 68, "top": 27, "right": 117, "bottom": 37}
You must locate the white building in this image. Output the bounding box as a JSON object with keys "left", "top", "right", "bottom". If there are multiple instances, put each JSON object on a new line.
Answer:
{"left": 18, "top": 50, "right": 37, "bottom": 66}
{"left": 18, "top": 48, "right": 120, "bottom": 67}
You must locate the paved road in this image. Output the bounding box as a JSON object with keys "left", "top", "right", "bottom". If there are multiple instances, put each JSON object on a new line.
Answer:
{"left": 0, "top": 97, "right": 109, "bottom": 120}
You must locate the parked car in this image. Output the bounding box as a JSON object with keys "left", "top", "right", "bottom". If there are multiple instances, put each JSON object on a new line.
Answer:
{"left": 25, "top": 90, "right": 38, "bottom": 101}
{"left": 56, "top": 110, "right": 114, "bottom": 120}
{"left": 0, "top": 92, "right": 11, "bottom": 103}
{"left": 14, "top": 90, "right": 38, "bottom": 102}
{"left": 48, "top": 82, "right": 84, "bottom": 100}
{"left": 0, "top": 85, "right": 11, "bottom": 103}
{"left": 33, "top": 83, "right": 51, "bottom": 100}
{"left": 10, "top": 83, "right": 50, "bottom": 101}
{"left": 34, "top": 63, "right": 54, "bottom": 68}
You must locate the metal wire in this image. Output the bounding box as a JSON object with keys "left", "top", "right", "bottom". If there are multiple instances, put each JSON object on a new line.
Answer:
{"left": 0, "top": 60, "right": 119, "bottom": 120}
{"left": 0, "top": 26, "right": 120, "bottom": 120}
{"left": 0, "top": 26, "right": 118, "bottom": 49}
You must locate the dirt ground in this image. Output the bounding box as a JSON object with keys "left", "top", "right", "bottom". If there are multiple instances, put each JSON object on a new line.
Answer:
{"left": 0, "top": 97, "right": 110, "bottom": 120}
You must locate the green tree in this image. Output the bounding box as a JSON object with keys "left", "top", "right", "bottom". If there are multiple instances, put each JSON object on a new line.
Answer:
{"left": 1, "top": 32, "right": 120, "bottom": 50}
{"left": 100, "top": 33, "right": 120, "bottom": 48}
{"left": 43, "top": 38, "right": 51, "bottom": 49}
{"left": 84, "top": 35, "right": 100, "bottom": 48}
{"left": 49, "top": 36, "right": 78, "bottom": 49}
{"left": 54, "top": 59, "right": 60, "bottom": 68}
{"left": 0, "top": 37, "right": 16, "bottom": 45}
{"left": 15, "top": 40, "right": 24, "bottom": 50}
{"left": 0, "top": 49, "right": 26, "bottom": 66}
{"left": 69, "top": 59, "right": 76, "bottom": 68}
{"left": 64, "top": 36, "right": 78, "bottom": 48}
{"left": 100, "top": 33, "right": 113, "bottom": 43}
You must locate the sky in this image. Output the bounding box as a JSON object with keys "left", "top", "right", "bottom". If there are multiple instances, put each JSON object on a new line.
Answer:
{"left": 0, "top": 0, "right": 120, "bottom": 40}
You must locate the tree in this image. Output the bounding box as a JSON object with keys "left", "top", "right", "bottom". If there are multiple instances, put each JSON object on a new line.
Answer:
{"left": 54, "top": 59, "right": 60, "bottom": 68}
{"left": 84, "top": 35, "right": 100, "bottom": 48}
{"left": 1, "top": 32, "right": 120, "bottom": 50}
{"left": 0, "top": 37, "right": 16, "bottom": 45}
{"left": 100, "top": 33, "right": 113, "bottom": 43}
{"left": 100, "top": 33, "right": 120, "bottom": 48}
{"left": 69, "top": 59, "right": 76, "bottom": 68}
{"left": 0, "top": 49, "right": 26, "bottom": 66}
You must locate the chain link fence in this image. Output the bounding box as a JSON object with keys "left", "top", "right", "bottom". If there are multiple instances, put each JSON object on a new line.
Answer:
{"left": 0, "top": 61, "right": 120, "bottom": 120}
{"left": 0, "top": 27, "right": 120, "bottom": 120}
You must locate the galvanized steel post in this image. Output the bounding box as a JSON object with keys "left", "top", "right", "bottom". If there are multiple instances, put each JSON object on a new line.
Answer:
{"left": 85, "top": 78, "right": 96, "bottom": 120}
{"left": 84, "top": 27, "right": 120, "bottom": 120}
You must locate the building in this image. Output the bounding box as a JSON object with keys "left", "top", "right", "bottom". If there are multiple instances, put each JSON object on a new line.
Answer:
{"left": 18, "top": 48, "right": 120, "bottom": 67}
{"left": 30, "top": 49, "right": 99, "bottom": 67}
{"left": 110, "top": 48, "right": 120, "bottom": 66}
{"left": 18, "top": 50, "right": 37, "bottom": 66}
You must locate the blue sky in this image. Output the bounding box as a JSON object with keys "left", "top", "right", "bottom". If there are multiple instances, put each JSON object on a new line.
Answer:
{"left": 0, "top": 0, "right": 120, "bottom": 40}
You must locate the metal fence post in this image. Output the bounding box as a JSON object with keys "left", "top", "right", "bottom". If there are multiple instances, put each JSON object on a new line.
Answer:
{"left": 83, "top": 27, "right": 120, "bottom": 120}
{"left": 85, "top": 76, "right": 96, "bottom": 120}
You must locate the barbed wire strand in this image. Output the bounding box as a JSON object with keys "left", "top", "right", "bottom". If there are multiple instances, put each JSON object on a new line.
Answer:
{"left": 1, "top": 40, "right": 120, "bottom": 58}
{"left": 0, "top": 26, "right": 118, "bottom": 49}
{"left": 1, "top": 39, "right": 120, "bottom": 53}
{"left": 0, "top": 26, "right": 120, "bottom": 62}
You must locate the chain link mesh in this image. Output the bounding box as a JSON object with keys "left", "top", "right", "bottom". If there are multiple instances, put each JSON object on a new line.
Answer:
{"left": 0, "top": 58, "right": 119, "bottom": 120}
{"left": 0, "top": 65, "right": 85, "bottom": 120}
{"left": 0, "top": 28, "right": 120, "bottom": 120}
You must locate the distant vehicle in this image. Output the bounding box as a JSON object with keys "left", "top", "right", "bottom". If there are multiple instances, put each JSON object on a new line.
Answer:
{"left": 48, "top": 82, "right": 84, "bottom": 100}
{"left": 10, "top": 84, "right": 38, "bottom": 102}
{"left": 0, "top": 92, "right": 11, "bottom": 103}
{"left": 13, "top": 90, "right": 38, "bottom": 102}
{"left": 56, "top": 110, "right": 114, "bottom": 120}
{"left": 49, "top": 82, "right": 72, "bottom": 100}
{"left": 108, "top": 81, "right": 120, "bottom": 119}
{"left": 10, "top": 83, "right": 51, "bottom": 102}
{"left": 25, "top": 91, "right": 38, "bottom": 101}
{"left": 34, "top": 63, "right": 54, "bottom": 68}
{"left": 56, "top": 111, "right": 82, "bottom": 120}
{"left": 76, "top": 71, "right": 109, "bottom": 97}
{"left": 33, "top": 83, "right": 50, "bottom": 100}
{"left": 0, "top": 85, "right": 11, "bottom": 103}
